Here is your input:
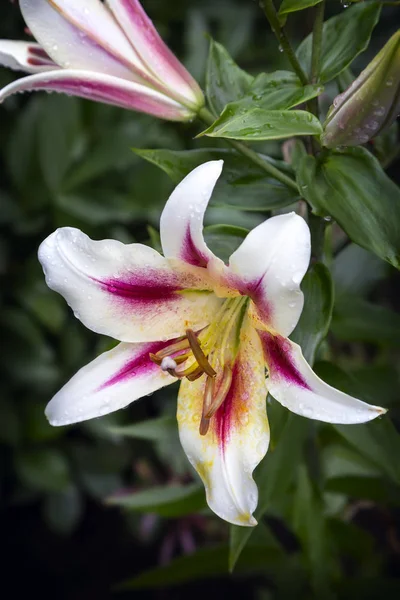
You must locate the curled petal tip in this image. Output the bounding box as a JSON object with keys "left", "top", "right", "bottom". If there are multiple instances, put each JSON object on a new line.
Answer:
{"left": 233, "top": 513, "right": 258, "bottom": 527}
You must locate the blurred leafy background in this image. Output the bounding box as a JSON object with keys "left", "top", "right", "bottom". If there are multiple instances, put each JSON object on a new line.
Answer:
{"left": 1, "top": 0, "right": 400, "bottom": 598}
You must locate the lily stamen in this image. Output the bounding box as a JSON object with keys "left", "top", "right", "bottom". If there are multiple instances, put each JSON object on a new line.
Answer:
{"left": 154, "top": 337, "right": 191, "bottom": 360}
{"left": 204, "top": 365, "right": 233, "bottom": 419}
{"left": 186, "top": 329, "right": 217, "bottom": 378}
{"left": 199, "top": 376, "right": 215, "bottom": 436}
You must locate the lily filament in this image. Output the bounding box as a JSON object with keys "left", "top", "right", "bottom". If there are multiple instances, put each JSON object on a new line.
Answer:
{"left": 149, "top": 297, "right": 248, "bottom": 436}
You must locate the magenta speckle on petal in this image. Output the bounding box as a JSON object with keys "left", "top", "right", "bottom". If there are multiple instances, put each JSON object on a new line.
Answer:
{"left": 214, "top": 363, "right": 239, "bottom": 452}
{"left": 260, "top": 331, "right": 310, "bottom": 389}
{"left": 181, "top": 226, "right": 208, "bottom": 268}
{"left": 97, "top": 274, "right": 180, "bottom": 303}
{"left": 98, "top": 340, "right": 168, "bottom": 390}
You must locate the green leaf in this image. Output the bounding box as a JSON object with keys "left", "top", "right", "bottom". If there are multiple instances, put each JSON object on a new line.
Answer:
{"left": 6, "top": 98, "right": 40, "bottom": 193}
{"left": 297, "top": 147, "right": 400, "bottom": 269}
{"left": 206, "top": 38, "right": 254, "bottom": 116}
{"left": 313, "top": 362, "right": 400, "bottom": 485}
{"left": 37, "top": 96, "right": 81, "bottom": 192}
{"left": 332, "top": 295, "right": 400, "bottom": 347}
{"left": 119, "top": 534, "right": 282, "bottom": 590}
{"left": 216, "top": 71, "right": 323, "bottom": 116}
{"left": 106, "top": 482, "right": 206, "bottom": 518}
{"left": 134, "top": 148, "right": 299, "bottom": 211}
{"left": 292, "top": 465, "right": 334, "bottom": 596}
{"left": 107, "top": 416, "right": 177, "bottom": 441}
{"left": 296, "top": 2, "right": 381, "bottom": 83}
{"left": 15, "top": 449, "right": 71, "bottom": 493}
{"left": 229, "top": 410, "right": 309, "bottom": 570}
{"left": 325, "top": 475, "right": 400, "bottom": 505}
{"left": 291, "top": 263, "right": 334, "bottom": 364}
{"left": 333, "top": 244, "right": 387, "bottom": 296}
{"left": 200, "top": 108, "right": 322, "bottom": 141}
{"left": 204, "top": 224, "right": 248, "bottom": 262}
{"left": 17, "top": 281, "right": 66, "bottom": 334}
{"left": 279, "top": 0, "right": 323, "bottom": 17}
{"left": 55, "top": 190, "right": 134, "bottom": 225}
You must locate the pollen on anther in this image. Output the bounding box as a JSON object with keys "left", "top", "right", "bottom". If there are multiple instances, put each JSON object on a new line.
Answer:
{"left": 160, "top": 356, "right": 178, "bottom": 371}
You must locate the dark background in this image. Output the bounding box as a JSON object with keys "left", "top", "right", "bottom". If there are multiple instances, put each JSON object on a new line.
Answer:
{"left": 1, "top": 1, "right": 400, "bottom": 598}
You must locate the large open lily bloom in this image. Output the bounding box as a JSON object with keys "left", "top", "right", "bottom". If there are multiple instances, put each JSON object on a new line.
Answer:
{"left": 39, "top": 161, "right": 385, "bottom": 526}
{"left": 0, "top": 0, "right": 203, "bottom": 120}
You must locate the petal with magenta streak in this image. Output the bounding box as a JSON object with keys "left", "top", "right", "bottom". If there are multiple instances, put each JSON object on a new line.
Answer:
{"left": 260, "top": 331, "right": 386, "bottom": 424}
{"left": 38, "top": 227, "right": 222, "bottom": 343}
{"left": 228, "top": 212, "right": 311, "bottom": 337}
{"left": 0, "top": 41, "right": 57, "bottom": 73}
{"left": 45, "top": 340, "right": 176, "bottom": 426}
{"left": 177, "top": 315, "right": 269, "bottom": 526}
{"left": 0, "top": 69, "right": 193, "bottom": 120}
{"left": 20, "top": 0, "right": 148, "bottom": 80}
{"left": 160, "top": 161, "right": 226, "bottom": 270}
{"left": 106, "top": 0, "right": 203, "bottom": 107}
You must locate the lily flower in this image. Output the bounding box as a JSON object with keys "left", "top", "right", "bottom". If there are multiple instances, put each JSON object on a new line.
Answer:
{"left": 0, "top": 0, "right": 203, "bottom": 121}
{"left": 38, "top": 161, "right": 386, "bottom": 527}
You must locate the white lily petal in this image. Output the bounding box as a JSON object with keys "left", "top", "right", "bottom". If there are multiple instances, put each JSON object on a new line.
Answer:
{"left": 0, "top": 40, "right": 56, "bottom": 73}
{"left": 46, "top": 341, "right": 175, "bottom": 426}
{"left": 160, "top": 161, "right": 225, "bottom": 269}
{"left": 0, "top": 69, "right": 192, "bottom": 120}
{"left": 106, "top": 0, "right": 203, "bottom": 106}
{"left": 38, "top": 227, "right": 222, "bottom": 343}
{"left": 229, "top": 213, "right": 311, "bottom": 337}
{"left": 20, "top": 0, "right": 145, "bottom": 79}
{"left": 177, "top": 316, "right": 269, "bottom": 526}
{"left": 260, "top": 332, "right": 386, "bottom": 424}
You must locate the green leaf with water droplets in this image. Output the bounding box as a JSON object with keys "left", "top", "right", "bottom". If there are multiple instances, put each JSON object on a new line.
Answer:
{"left": 297, "top": 146, "right": 400, "bottom": 269}
{"left": 296, "top": 2, "right": 381, "bottom": 83}
{"left": 199, "top": 108, "right": 322, "bottom": 141}
{"left": 213, "top": 70, "right": 323, "bottom": 115}
{"left": 206, "top": 38, "right": 254, "bottom": 116}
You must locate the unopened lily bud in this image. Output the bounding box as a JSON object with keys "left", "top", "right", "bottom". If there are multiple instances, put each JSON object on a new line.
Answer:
{"left": 322, "top": 30, "right": 400, "bottom": 148}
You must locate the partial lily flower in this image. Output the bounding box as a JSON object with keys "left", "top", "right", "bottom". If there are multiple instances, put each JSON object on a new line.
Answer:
{"left": 38, "top": 161, "right": 386, "bottom": 527}
{"left": 0, "top": 0, "right": 204, "bottom": 121}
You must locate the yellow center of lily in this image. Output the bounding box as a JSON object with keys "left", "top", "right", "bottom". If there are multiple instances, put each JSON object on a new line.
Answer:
{"left": 149, "top": 297, "right": 249, "bottom": 436}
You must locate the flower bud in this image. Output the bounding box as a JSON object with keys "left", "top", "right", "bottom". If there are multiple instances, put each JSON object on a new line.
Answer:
{"left": 322, "top": 30, "right": 400, "bottom": 148}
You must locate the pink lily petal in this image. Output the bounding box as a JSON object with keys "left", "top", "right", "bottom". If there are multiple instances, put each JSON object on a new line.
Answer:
{"left": 106, "top": 0, "right": 203, "bottom": 107}
{"left": 38, "top": 227, "right": 222, "bottom": 343}
{"left": 229, "top": 213, "right": 311, "bottom": 337}
{"left": 260, "top": 331, "right": 386, "bottom": 423}
{"left": 160, "top": 161, "right": 226, "bottom": 269}
{"left": 45, "top": 340, "right": 176, "bottom": 426}
{"left": 0, "top": 69, "right": 194, "bottom": 120}
{"left": 0, "top": 40, "right": 57, "bottom": 73}
{"left": 20, "top": 0, "right": 149, "bottom": 80}
{"left": 177, "top": 315, "right": 269, "bottom": 526}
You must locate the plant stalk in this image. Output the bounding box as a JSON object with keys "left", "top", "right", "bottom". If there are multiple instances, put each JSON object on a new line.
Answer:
{"left": 260, "top": 0, "right": 308, "bottom": 85}
{"left": 310, "top": 0, "right": 325, "bottom": 84}
{"left": 308, "top": 1, "right": 326, "bottom": 261}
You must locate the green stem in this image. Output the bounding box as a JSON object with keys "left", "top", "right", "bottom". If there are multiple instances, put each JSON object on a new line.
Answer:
{"left": 260, "top": 0, "right": 308, "bottom": 85}
{"left": 309, "top": 212, "right": 327, "bottom": 262}
{"left": 310, "top": 1, "right": 325, "bottom": 84}
{"left": 308, "top": 1, "right": 326, "bottom": 260}
{"left": 197, "top": 106, "right": 299, "bottom": 192}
